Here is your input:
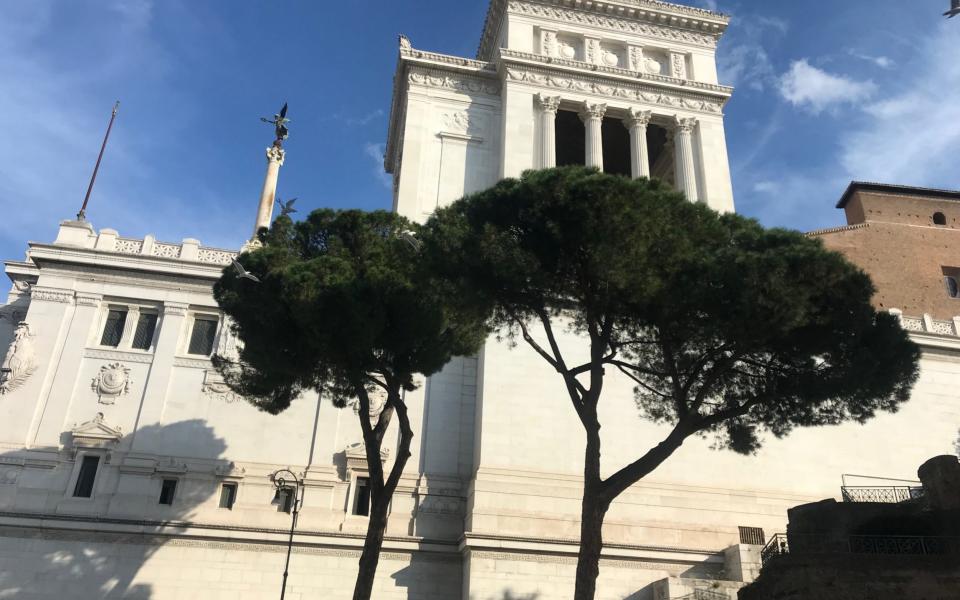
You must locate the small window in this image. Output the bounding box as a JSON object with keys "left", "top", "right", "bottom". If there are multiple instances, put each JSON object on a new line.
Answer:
{"left": 73, "top": 455, "right": 100, "bottom": 498}
{"left": 934, "top": 212, "right": 947, "bottom": 226}
{"left": 131, "top": 313, "right": 158, "bottom": 350}
{"left": 99, "top": 309, "right": 127, "bottom": 347}
{"left": 276, "top": 488, "right": 293, "bottom": 514}
{"left": 353, "top": 477, "right": 371, "bottom": 517}
{"left": 738, "top": 526, "right": 766, "bottom": 546}
{"left": 188, "top": 317, "right": 218, "bottom": 356}
{"left": 158, "top": 479, "right": 178, "bottom": 505}
{"left": 219, "top": 483, "right": 237, "bottom": 510}
{"left": 946, "top": 276, "right": 959, "bottom": 299}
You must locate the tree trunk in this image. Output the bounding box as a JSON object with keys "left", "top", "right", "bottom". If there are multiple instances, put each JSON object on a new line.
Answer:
{"left": 573, "top": 485, "right": 608, "bottom": 600}
{"left": 351, "top": 390, "right": 414, "bottom": 600}
{"left": 573, "top": 414, "right": 607, "bottom": 600}
{"left": 353, "top": 491, "right": 392, "bottom": 600}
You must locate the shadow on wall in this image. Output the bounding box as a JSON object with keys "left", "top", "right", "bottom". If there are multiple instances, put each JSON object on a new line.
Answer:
{"left": 0, "top": 420, "right": 226, "bottom": 599}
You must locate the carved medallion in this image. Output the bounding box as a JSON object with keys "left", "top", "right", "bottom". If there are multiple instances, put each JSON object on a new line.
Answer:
{"left": 92, "top": 363, "right": 132, "bottom": 404}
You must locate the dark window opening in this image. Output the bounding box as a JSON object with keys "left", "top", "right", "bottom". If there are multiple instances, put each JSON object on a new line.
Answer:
{"left": 646, "top": 123, "right": 671, "bottom": 181}
{"left": 555, "top": 110, "right": 585, "bottom": 167}
{"left": 188, "top": 318, "right": 218, "bottom": 356}
{"left": 73, "top": 455, "right": 100, "bottom": 498}
{"left": 934, "top": 212, "right": 947, "bottom": 226}
{"left": 739, "top": 526, "right": 766, "bottom": 545}
{"left": 159, "top": 479, "right": 178, "bottom": 505}
{"left": 353, "top": 477, "right": 371, "bottom": 517}
{"left": 100, "top": 309, "right": 127, "bottom": 347}
{"left": 132, "top": 313, "right": 158, "bottom": 350}
{"left": 601, "top": 117, "right": 631, "bottom": 177}
{"left": 219, "top": 483, "right": 237, "bottom": 510}
{"left": 946, "top": 276, "right": 959, "bottom": 299}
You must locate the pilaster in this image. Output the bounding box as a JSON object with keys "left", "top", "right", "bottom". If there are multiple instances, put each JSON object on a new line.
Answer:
{"left": 128, "top": 302, "right": 189, "bottom": 453}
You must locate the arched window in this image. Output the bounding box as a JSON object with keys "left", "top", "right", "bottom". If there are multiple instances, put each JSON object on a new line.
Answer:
{"left": 945, "top": 276, "right": 959, "bottom": 299}
{"left": 933, "top": 212, "right": 947, "bottom": 226}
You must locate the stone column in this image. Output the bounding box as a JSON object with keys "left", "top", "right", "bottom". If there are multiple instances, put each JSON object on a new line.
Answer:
{"left": 623, "top": 109, "right": 653, "bottom": 179}
{"left": 253, "top": 144, "right": 286, "bottom": 237}
{"left": 673, "top": 117, "right": 699, "bottom": 202}
{"left": 579, "top": 102, "right": 607, "bottom": 171}
{"left": 536, "top": 94, "right": 561, "bottom": 169}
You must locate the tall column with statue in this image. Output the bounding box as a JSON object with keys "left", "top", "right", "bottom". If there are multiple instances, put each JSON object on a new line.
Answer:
{"left": 248, "top": 104, "right": 291, "bottom": 248}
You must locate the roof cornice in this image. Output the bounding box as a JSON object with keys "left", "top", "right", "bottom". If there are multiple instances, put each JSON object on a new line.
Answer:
{"left": 837, "top": 181, "right": 960, "bottom": 209}
{"left": 479, "top": 0, "right": 730, "bottom": 59}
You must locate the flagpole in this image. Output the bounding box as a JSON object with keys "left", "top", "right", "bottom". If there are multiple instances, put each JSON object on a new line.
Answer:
{"left": 77, "top": 101, "right": 120, "bottom": 221}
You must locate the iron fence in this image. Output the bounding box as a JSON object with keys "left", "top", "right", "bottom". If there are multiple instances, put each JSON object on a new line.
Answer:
{"left": 841, "top": 486, "right": 925, "bottom": 503}
{"left": 761, "top": 533, "right": 960, "bottom": 566}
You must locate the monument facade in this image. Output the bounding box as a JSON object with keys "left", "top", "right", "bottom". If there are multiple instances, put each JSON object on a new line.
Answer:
{"left": 0, "top": 2, "right": 957, "bottom": 599}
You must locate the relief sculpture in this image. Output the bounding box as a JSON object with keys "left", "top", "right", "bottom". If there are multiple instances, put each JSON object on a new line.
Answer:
{"left": 0, "top": 322, "right": 37, "bottom": 395}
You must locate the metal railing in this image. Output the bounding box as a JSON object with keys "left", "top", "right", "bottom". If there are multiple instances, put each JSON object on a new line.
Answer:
{"left": 841, "top": 486, "right": 924, "bottom": 503}
{"left": 761, "top": 533, "right": 960, "bottom": 566}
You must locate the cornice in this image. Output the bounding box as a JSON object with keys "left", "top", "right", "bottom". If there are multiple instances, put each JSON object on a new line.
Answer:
{"left": 385, "top": 46, "right": 501, "bottom": 177}
{"left": 479, "top": 0, "right": 729, "bottom": 59}
{"left": 27, "top": 244, "right": 229, "bottom": 282}
{"left": 503, "top": 63, "right": 726, "bottom": 115}
{"left": 500, "top": 48, "right": 731, "bottom": 98}
{"left": 83, "top": 348, "right": 155, "bottom": 365}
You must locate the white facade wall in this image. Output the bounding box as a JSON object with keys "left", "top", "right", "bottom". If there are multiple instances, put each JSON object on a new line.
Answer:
{"left": 1, "top": 1, "right": 956, "bottom": 599}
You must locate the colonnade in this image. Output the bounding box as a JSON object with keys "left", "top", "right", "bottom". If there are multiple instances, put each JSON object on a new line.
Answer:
{"left": 535, "top": 93, "right": 699, "bottom": 202}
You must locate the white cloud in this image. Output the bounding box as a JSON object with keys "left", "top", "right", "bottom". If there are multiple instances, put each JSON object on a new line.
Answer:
{"left": 849, "top": 50, "right": 895, "bottom": 69}
{"left": 715, "top": 12, "right": 788, "bottom": 91}
{"left": 839, "top": 24, "right": 960, "bottom": 186}
{"left": 363, "top": 143, "right": 392, "bottom": 189}
{"left": 694, "top": 0, "right": 719, "bottom": 11}
{"left": 332, "top": 109, "right": 385, "bottom": 127}
{"left": 752, "top": 181, "right": 780, "bottom": 194}
{"left": 778, "top": 59, "right": 876, "bottom": 114}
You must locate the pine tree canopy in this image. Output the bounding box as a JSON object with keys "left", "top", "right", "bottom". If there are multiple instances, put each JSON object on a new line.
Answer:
{"left": 421, "top": 167, "right": 920, "bottom": 455}
{"left": 213, "top": 209, "right": 491, "bottom": 414}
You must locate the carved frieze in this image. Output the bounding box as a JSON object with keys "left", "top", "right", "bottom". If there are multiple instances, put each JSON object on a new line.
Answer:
{"left": 30, "top": 287, "right": 73, "bottom": 305}
{"left": 92, "top": 363, "right": 132, "bottom": 404}
{"left": 408, "top": 70, "right": 501, "bottom": 97}
{"left": 505, "top": 1, "right": 721, "bottom": 49}
{"left": 505, "top": 68, "right": 724, "bottom": 115}
{"left": 0, "top": 323, "right": 37, "bottom": 395}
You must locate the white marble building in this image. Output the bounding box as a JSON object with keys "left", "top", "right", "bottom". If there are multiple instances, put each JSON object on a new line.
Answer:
{"left": 0, "top": 1, "right": 958, "bottom": 599}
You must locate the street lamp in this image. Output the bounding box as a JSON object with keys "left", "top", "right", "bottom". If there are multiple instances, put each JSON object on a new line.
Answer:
{"left": 271, "top": 469, "right": 305, "bottom": 600}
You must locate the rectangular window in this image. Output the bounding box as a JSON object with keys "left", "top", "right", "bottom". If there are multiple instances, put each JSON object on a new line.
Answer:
{"left": 188, "top": 317, "right": 218, "bottom": 356}
{"left": 72, "top": 455, "right": 100, "bottom": 498}
{"left": 131, "top": 313, "right": 158, "bottom": 350}
{"left": 219, "top": 483, "right": 237, "bottom": 510}
{"left": 738, "top": 526, "right": 766, "bottom": 546}
{"left": 99, "top": 309, "right": 127, "bottom": 347}
{"left": 158, "top": 479, "right": 178, "bottom": 505}
{"left": 353, "top": 477, "right": 371, "bottom": 517}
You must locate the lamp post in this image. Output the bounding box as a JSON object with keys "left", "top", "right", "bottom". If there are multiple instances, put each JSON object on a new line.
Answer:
{"left": 271, "top": 469, "right": 305, "bottom": 600}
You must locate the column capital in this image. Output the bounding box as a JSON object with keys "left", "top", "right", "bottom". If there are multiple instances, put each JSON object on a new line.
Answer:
{"left": 579, "top": 102, "right": 607, "bottom": 123}
{"left": 674, "top": 117, "right": 698, "bottom": 134}
{"left": 536, "top": 94, "right": 562, "bottom": 114}
{"left": 266, "top": 145, "right": 286, "bottom": 166}
{"left": 623, "top": 108, "right": 653, "bottom": 129}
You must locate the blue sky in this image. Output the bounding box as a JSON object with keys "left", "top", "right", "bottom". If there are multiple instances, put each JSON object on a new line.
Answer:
{"left": 1, "top": 0, "right": 958, "bottom": 262}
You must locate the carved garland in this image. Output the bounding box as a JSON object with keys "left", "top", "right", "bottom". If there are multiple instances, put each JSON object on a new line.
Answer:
{"left": 506, "top": 1, "right": 721, "bottom": 49}
{"left": 408, "top": 71, "right": 501, "bottom": 97}
{"left": 505, "top": 68, "right": 723, "bottom": 115}
{"left": 0, "top": 323, "right": 37, "bottom": 395}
